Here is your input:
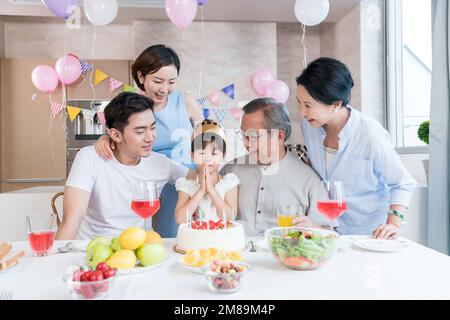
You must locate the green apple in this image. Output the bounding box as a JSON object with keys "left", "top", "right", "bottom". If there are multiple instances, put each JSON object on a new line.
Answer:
{"left": 136, "top": 243, "right": 167, "bottom": 267}
{"left": 86, "top": 236, "right": 111, "bottom": 258}
{"left": 88, "top": 244, "right": 113, "bottom": 268}
{"left": 111, "top": 237, "right": 122, "bottom": 252}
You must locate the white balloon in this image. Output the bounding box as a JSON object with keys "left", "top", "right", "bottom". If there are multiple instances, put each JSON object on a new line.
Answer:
{"left": 294, "top": 0, "right": 330, "bottom": 26}
{"left": 84, "top": 0, "right": 118, "bottom": 26}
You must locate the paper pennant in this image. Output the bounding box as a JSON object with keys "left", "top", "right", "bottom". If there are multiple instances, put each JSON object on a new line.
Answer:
{"left": 207, "top": 91, "right": 221, "bottom": 106}
{"left": 96, "top": 111, "right": 106, "bottom": 125}
{"left": 197, "top": 97, "right": 207, "bottom": 109}
{"left": 67, "top": 106, "right": 82, "bottom": 122}
{"left": 202, "top": 108, "right": 210, "bottom": 119}
{"left": 80, "top": 59, "right": 93, "bottom": 74}
{"left": 50, "top": 101, "right": 64, "bottom": 118}
{"left": 212, "top": 108, "right": 227, "bottom": 124}
{"left": 109, "top": 78, "right": 123, "bottom": 93}
{"left": 222, "top": 84, "right": 235, "bottom": 100}
{"left": 123, "top": 84, "right": 137, "bottom": 93}
{"left": 230, "top": 108, "right": 244, "bottom": 123}
{"left": 95, "top": 68, "right": 109, "bottom": 85}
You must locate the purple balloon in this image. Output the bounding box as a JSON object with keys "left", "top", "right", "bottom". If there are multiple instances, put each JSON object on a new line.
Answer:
{"left": 197, "top": 0, "right": 207, "bottom": 6}
{"left": 41, "top": 0, "right": 77, "bottom": 19}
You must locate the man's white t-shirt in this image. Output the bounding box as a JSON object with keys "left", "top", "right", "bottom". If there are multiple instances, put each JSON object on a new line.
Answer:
{"left": 66, "top": 146, "right": 188, "bottom": 240}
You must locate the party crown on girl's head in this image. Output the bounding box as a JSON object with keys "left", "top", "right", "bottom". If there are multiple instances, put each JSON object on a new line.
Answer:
{"left": 192, "top": 119, "right": 227, "bottom": 143}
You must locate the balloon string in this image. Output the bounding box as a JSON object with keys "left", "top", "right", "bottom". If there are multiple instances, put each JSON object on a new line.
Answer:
{"left": 197, "top": 6, "right": 205, "bottom": 98}
{"left": 301, "top": 23, "right": 308, "bottom": 69}
{"left": 89, "top": 29, "right": 97, "bottom": 111}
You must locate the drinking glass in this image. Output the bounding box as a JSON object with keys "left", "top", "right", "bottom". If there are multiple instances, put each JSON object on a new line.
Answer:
{"left": 316, "top": 181, "right": 347, "bottom": 230}
{"left": 277, "top": 205, "right": 302, "bottom": 227}
{"left": 26, "top": 213, "right": 57, "bottom": 257}
{"left": 131, "top": 181, "right": 160, "bottom": 231}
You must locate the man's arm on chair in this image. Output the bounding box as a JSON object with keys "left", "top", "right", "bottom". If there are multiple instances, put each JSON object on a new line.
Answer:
{"left": 55, "top": 186, "right": 90, "bottom": 240}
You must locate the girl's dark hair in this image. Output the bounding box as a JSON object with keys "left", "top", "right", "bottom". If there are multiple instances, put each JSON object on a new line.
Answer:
{"left": 131, "top": 44, "right": 181, "bottom": 91}
{"left": 296, "top": 57, "right": 354, "bottom": 106}
{"left": 104, "top": 92, "right": 154, "bottom": 133}
{"left": 190, "top": 119, "right": 227, "bottom": 154}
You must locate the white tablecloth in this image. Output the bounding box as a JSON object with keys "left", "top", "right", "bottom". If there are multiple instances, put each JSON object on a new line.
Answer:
{"left": 1, "top": 236, "right": 450, "bottom": 300}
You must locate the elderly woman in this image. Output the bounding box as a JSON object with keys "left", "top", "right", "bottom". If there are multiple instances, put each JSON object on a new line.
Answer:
{"left": 295, "top": 57, "right": 417, "bottom": 239}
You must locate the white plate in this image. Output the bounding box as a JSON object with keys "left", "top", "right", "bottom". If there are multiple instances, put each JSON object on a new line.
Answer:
{"left": 353, "top": 239, "right": 409, "bottom": 252}
{"left": 255, "top": 240, "right": 269, "bottom": 252}
{"left": 73, "top": 240, "right": 90, "bottom": 252}
{"left": 178, "top": 257, "right": 203, "bottom": 274}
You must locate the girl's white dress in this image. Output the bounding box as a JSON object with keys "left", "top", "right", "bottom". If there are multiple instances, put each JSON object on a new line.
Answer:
{"left": 175, "top": 173, "right": 240, "bottom": 221}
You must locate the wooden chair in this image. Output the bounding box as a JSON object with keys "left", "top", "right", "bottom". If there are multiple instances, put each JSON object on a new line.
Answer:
{"left": 51, "top": 192, "right": 64, "bottom": 227}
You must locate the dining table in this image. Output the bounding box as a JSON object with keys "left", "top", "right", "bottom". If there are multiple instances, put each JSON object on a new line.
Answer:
{"left": 1, "top": 236, "right": 450, "bottom": 300}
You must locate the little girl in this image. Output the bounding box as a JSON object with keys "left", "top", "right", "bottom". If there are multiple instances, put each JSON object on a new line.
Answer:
{"left": 174, "top": 119, "right": 239, "bottom": 224}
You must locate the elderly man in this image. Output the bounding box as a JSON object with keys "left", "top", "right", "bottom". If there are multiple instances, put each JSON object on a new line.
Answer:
{"left": 221, "top": 98, "right": 330, "bottom": 235}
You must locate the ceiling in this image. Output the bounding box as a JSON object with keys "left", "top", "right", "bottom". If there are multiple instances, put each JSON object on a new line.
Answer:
{"left": 1, "top": 0, "right": 362, "bottom": 23}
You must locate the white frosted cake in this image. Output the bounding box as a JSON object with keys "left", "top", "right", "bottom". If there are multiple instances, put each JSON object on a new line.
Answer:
{"left": 176, "top": 221, "right": 247, "bottom": 252}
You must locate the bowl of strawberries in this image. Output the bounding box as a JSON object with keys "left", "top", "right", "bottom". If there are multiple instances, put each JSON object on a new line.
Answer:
{"left": 64, "top": 262, "right": 117, "bottom": 300}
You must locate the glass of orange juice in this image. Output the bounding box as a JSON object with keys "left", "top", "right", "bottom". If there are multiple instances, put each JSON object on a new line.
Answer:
{"left": 277, "top": 205, "right": 301, "bottom": 227}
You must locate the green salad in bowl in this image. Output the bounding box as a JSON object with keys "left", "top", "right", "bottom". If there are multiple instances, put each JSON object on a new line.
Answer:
{"left": 265, "top": 227, "right": 338, "bottom": 270}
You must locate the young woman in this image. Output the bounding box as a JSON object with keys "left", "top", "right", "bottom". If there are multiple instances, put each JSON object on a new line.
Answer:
{"left": 294, "top": 57, "right": 417, "bottom": 239}
{"left": 95, "top": 44, "right": 203, "bottom": 237}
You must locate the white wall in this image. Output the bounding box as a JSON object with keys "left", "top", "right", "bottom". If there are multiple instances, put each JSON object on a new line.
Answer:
{"left": 0, "top": 187, "right": 63, "bottom": 241}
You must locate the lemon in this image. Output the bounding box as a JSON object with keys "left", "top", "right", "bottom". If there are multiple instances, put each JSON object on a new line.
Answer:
{"left": 145, "top": 230, "right": 163, "bottom": 244}
{"left": 119, "top": 227, "right": 146, "bottom": 250}
{"left": 106, "top": 249, "right": 137, "bottom": 269}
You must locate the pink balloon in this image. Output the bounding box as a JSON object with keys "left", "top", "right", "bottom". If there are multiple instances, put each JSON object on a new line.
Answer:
{"left": 264, "top": 80, "right": 290, "bottom": 104}
{"left": 165, "top": 0, "right": 198, "bottom": 30}
{"left": 55, "top": 54, "right": 82, "bottom": 85}
{"left": 207, "top": 91, "right": 221, "bottom": 106}
{"left": 252, "top": 68, "right": 276, "bottom": 96}
{"left": 31, "top": 65, "right": 59, "bottom": 93}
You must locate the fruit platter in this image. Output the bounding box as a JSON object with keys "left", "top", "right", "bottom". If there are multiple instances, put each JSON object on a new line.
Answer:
{"left": 84, "top": 227, "right": 167, "bottom": 275}
{"left": 180, "top": 247, "right": 244, "bottom": 273}
{"left": 265, "top": 227, "right": 338, "bottom": 270}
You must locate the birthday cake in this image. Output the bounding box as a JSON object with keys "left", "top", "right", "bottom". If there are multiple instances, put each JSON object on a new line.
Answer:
{"left": 176, "top": 220, "right": 247, "bottom": 253}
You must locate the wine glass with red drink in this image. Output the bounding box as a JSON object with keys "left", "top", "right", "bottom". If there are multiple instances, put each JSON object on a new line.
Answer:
{"left": 131, "top": 181, "right": 160, "bottom": 231}
{"left": 317, "top": 181, "right": 347, "bottom": 231}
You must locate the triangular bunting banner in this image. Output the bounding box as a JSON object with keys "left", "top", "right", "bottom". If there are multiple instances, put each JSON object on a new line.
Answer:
{"left": 96, "top": 111, "right": 106, "bottom": 125}
{"left": 80, "top": 59, "right": 94, "bottom": 74}
{"left": 95, "top": 68, "right": 109, "bottom": 85}
{"left": 230, "top": 108, "right": 244, "bottom": 123}
{"left": 109, "top": 78, "right": 123, "bottom": 93}
{"left": 50, "top": 101, "right": 64, "bottom": 118}
{"left": 67, "top": 106, "right": 82, "bottom": 122}
{"left": 197, "top": 97, "right": 207, "bottom": 109}
{"left": 123, "top": 84, "right": 137, "bottom": 93}
{"left": 212, "top": 108, "right": 227, "bottom": 124}
{"left": 202, "top": 108, "right": 210, "bottom": 119}
{"left": 222, "top": 84, "right": 235, "bottom": 100}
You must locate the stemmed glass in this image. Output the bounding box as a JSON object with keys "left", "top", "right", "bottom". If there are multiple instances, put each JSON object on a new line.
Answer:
{"left": 131, "top": 181, "right": 160, "bottom": 231}
{"left": 316, "top": 181, "right": 347, "bottom": 231}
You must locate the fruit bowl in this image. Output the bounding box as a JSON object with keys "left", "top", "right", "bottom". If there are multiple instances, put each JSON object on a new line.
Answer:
{"left": 265, "top": 227, "right": 338, "bottom": 270}
{"left": 64, "top": 264, "right": 117, "bottom": 300}
{"left": 201, "top": 260, "right": 251, "bottom": 294}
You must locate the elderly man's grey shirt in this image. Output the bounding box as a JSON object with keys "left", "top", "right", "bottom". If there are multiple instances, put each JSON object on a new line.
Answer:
{"left": 222, "top": 151, "right": 330, "bottom": 234}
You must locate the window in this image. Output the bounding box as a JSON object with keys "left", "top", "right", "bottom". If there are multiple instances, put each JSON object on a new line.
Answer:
{"left": 386, "top": 0, "right": 432, "bottom": 149}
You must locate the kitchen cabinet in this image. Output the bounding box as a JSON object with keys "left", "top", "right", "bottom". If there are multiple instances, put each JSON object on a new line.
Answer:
{"left": 0, "top": 59, "right": 132, "bottom": 192}
{"left": 1, "top": 58, "right": 66, "bottom": 192}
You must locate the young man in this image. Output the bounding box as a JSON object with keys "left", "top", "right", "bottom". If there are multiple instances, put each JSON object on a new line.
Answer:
{"left": 56, "top": 92, "right": 195, "bottom": 240}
